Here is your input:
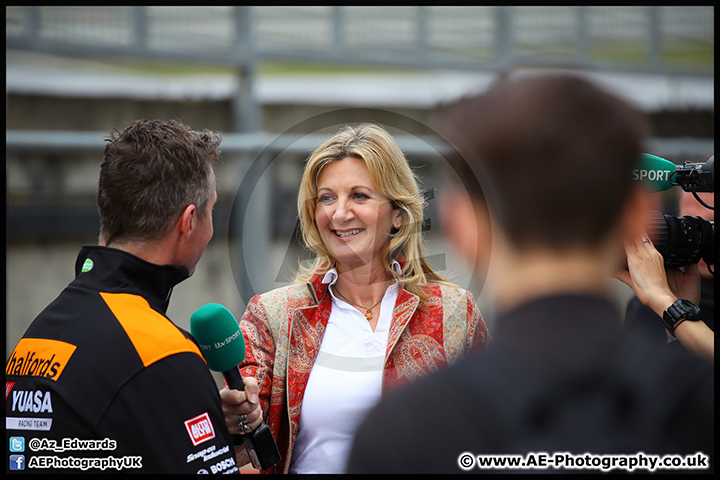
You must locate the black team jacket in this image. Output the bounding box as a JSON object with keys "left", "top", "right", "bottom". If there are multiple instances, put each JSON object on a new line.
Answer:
{"left": 6, "top": 245, "right": 238, "bottom": 475}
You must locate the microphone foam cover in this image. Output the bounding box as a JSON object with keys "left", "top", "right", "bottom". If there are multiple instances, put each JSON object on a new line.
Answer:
{"left": 637, "top": 154, "right": 676, "bottom": 192}
{"left": 190, "top": 303, "right": 246, "bottom": 373}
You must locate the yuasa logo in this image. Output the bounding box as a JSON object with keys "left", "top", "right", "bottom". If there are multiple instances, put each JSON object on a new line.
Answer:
{"left": 184, "top": 412, "right": 216, "bottom": 446}
{"left": 11, "top": 389, "right": 53, "bottom": 413}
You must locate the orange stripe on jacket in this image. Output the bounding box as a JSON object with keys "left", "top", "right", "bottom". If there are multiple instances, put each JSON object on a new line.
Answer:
{"left": 99, "top": 292, "right": 204, "bottom": 367}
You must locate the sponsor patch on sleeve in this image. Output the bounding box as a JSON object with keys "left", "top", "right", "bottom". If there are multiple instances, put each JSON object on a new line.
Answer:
{"left": 6, "top": 338, "right": 77, "bottom": 381}
{"left": 184, "top": 412, "right": 216, "bottom": 447}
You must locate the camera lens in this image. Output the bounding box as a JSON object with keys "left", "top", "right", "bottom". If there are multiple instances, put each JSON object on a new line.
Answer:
{"left": 649, "top": 212, "right": 715, "bottom": 269}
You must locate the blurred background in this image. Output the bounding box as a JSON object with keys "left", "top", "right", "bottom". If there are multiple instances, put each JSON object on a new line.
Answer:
{"left": 5, "top": 6, "right": 714, "bottom": 361}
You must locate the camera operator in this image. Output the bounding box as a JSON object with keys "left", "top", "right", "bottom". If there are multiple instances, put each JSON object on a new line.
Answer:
{"left": 618, "top": 190, "right": 714, "bottom": 361}
{"left": 346, "top": 73, "right": 713, "bottom": 475}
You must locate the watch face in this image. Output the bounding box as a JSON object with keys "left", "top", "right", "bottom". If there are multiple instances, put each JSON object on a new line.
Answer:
{"left": 663, "top": 299, "right": 702, "bottom": 335}
{"left": 676, "top": 300, "right": 702, "bottom": 320}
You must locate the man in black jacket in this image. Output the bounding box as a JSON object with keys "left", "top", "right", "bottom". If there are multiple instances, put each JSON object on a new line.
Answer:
{"left": 6, "top": 120, "right": 260, "bottom": 474}
{"left": 347, "top": 74, "right": 713, "bottom": 474}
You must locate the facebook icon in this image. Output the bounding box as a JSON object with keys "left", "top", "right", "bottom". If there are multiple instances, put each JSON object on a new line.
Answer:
{"left": 10, "top": 454, "right": 25, "bottom": 471}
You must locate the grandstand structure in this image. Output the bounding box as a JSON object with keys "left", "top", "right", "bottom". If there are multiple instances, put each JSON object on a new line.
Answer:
{"left": 5, "top": 6, "right": 714, "bottom": 352}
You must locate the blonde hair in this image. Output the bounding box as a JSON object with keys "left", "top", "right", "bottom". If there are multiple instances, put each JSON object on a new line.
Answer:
{"left": 295, "top": 123, "right": 452, "bottom": 300}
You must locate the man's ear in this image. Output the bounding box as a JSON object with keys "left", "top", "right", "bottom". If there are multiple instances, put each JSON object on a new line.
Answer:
{"left": 177, "top": 204, "right": 197, "bottom": 239}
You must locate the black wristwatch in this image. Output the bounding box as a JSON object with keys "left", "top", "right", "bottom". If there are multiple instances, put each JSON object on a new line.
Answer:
{"left": 662, "top": 299, "right": 702, "bottom": 337}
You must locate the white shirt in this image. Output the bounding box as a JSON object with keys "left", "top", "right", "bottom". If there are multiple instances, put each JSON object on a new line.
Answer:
{"left": 289, "top": 263, "right": 400, "bottom": 474}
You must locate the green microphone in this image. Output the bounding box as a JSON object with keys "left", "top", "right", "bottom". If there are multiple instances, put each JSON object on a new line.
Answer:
{"left": 190, "top": 303, "right": 281, "bottom": 471}
{"left": 190, "top": 303, "right": 246, "bottom": 388}
{"left": 632, "top": 154, "right": 677, "bottom": 192}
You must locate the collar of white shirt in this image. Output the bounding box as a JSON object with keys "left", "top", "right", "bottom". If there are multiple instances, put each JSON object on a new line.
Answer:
{"left": 321, "top": 260, "right": 402, "bottom": 287}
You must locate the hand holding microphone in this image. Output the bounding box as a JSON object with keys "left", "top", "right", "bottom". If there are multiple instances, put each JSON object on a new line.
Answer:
{"left": 190, "top": 303, "right": 281, "bottom": 471}
{"left": 220, "top": 377, "right": 262, "bottom": 434}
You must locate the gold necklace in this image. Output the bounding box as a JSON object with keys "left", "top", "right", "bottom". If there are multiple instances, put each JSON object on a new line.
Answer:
{"left": 334, "top": 288, "right": 383, "bottom": 320}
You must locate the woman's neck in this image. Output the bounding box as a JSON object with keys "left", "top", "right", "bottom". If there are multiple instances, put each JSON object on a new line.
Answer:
{"left": 334, "top": 260, "right": 393, "bottom": 307}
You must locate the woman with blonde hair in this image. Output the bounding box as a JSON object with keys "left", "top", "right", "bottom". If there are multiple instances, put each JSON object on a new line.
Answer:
{"left": 221, "top": 123, "right": 490, "bottom": 474}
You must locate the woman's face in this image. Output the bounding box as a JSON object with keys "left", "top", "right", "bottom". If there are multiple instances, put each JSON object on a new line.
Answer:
{"left": 315, "top": 157, "right": 400, "bottom": 271}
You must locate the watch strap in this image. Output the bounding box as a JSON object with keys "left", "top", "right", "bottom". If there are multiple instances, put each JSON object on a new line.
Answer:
{"left": 662, "top": 299, "right": 702, "bottom": 337}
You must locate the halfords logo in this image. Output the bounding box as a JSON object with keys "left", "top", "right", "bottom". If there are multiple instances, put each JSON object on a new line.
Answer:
{"left": 184, "top": 412, "right": 216, "bottom": 447}
{"left": 6, "top": 338, "right": 77, "bottom": 381}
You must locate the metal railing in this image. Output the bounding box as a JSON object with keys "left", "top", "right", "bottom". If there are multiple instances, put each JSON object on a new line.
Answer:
{"left": 7, "top": 6, "right": 713, "bottom": 135}
{"left": 6, "top": 6, "right": 714, "bottom": 74}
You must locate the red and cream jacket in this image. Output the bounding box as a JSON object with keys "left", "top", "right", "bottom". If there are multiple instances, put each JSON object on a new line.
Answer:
{"left": 235, "top": 273, "right": 490, "bottom": 473}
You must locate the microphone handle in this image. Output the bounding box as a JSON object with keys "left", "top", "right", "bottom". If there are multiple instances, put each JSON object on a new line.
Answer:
{"left": 223, "top": 365, "right": 245, "bottom": 391}
{"left": 223, "top": 364, "right": 282, "bottom": 471}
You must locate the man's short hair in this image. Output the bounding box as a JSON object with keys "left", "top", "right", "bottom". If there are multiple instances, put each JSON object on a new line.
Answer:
{"left": 443, "top": 73, "right": 649, "bottom": 250}
{"left": 98, "top": 119, "right": 221, "bottom": 245}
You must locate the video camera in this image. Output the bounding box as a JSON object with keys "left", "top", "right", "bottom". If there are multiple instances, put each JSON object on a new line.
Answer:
{"left": 649, "top": 212, "right": 714, "bottom": 270}
{"left": 640, "top": 155, "right": 714, "bottom": 271}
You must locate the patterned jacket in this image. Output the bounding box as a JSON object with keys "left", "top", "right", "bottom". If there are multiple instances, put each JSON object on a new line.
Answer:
{"left": 236, "top": 272, "right": 490, "bottom": 473}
